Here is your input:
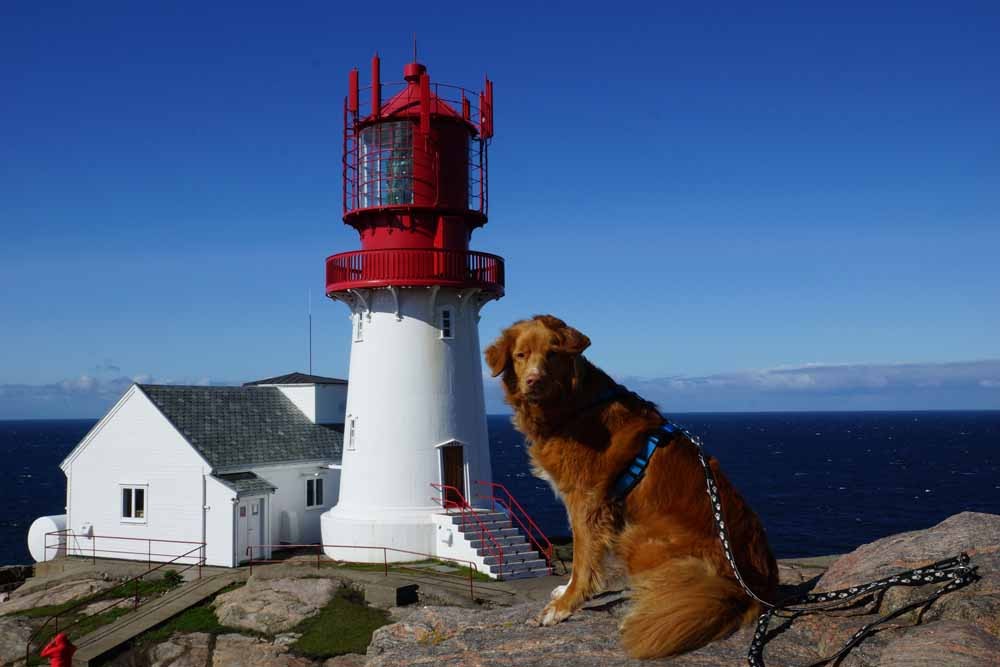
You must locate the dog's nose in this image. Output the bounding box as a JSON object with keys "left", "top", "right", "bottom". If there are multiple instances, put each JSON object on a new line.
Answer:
{"left": 524, "top": 370, "right": 540, "bottom": 387}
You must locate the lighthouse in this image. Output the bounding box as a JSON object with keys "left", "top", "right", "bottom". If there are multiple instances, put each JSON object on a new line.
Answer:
{"left": 320, "top": 56, "right": 503, "bottom": 562}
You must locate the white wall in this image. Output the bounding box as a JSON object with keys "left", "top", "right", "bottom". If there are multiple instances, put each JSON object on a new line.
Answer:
{"left": 62, "top": 387, "right": 215, "bottom": 566}
{"left": 252, "top": 463, "right": 340, "bottom": 546}
{"left": 315, "top": 384, "right": 348, "bottom": 424}
{"left": 322, "top": 287, "right": 495, "bottom": 562}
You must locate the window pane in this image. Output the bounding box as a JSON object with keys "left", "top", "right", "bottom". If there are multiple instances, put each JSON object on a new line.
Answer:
{"left": 134, "top": 488, "right": 145, "bottom": 518}
{"left": 306, "top": 479, "right": 315, "bottom": 507}
{"left": 122, "top": 488, "right": 132, "bottom": 518}
{"left": 316, "top": 479, "right": 324, "bottom": 506}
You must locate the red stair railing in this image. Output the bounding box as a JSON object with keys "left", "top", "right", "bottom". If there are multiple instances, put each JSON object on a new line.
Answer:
{"left": 430, "top": 483, "right": 505, "bottom": 578}
{"left": 474, "top": 480, "right": 554, "bottom": 570}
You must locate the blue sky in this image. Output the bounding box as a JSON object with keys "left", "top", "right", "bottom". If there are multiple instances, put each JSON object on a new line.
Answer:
{"left": 2, "top": 1, "right": 998, "bottom": 417}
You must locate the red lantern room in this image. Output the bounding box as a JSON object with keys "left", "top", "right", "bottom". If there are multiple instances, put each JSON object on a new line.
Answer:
{"left": 326, "top": 56, "right": 503, "bottom": 298}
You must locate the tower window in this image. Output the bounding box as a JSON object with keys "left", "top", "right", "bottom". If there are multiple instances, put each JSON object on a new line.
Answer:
{"left": 440, "top": 308, "right": 453, "bottom": 339}
{"left": 347, "top": 416, "right": 357, "bottom": 451}
{"left": 354, "top": 312, "right": 364, "bottom": 342}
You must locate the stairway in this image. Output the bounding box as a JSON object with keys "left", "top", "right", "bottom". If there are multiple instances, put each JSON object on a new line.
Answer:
{"left": 443, "top": 510, "right": 550, "bottom": 580}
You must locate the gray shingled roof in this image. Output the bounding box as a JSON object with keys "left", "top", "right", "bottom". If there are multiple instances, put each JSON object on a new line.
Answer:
{"left": 139, "top": 385, "right": 343, "bottom": 469}
{"left": 243, "top": 372, "right": 347, "bottom": 387}
{"left": 214, "top": 472, "right": 277, "bottom": 497}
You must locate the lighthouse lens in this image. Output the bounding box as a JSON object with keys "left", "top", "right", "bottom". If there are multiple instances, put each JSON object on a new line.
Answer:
{"left": 359, "top": 121, "right": 413, "bottom": 208}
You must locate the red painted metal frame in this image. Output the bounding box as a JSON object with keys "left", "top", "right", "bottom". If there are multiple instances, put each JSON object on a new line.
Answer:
{"left": 44, "top": 529, "right": 206, "bottom": 568}
{"left": 473, "top": 480, "right": 554, "bottom": 570}
{"left": 27, "top": 537, "right": 205, "bottom": 663}
{"left": 243, "top": 543, "right": 481, "bottom": 600}
{"left": 326, "top": 247, "right": 504, "bottom": 295}
{"left": 343, "top": 78, "right": 490, "bottom": 218}
{"left": 430, "top": 483, "right": 505, "bottom": 578}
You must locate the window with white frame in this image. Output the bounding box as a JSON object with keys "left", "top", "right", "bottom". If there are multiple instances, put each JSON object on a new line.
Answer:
{"left": 439, "top": 307, "right": 453, "bottom": 339}
{"left": 121, "top": 485, "right": 147, "bottom": 522}
{"left": 306, "top": 478, "right": 324, "bottom": 508}
{"left": 347, "top": 416, "right": 357, "bottom": 451}
{"left": 354, "top": 312, "right": 365, "bottom": 342}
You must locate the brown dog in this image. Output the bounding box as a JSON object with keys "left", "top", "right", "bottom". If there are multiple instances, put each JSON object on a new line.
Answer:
{"left": 485, "top": 315, "right": 779, "bottom": 658}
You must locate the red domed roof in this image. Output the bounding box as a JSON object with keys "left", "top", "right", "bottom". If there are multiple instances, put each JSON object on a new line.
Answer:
{"left": 368, "top": 62, "right": 462, "bottom": 121}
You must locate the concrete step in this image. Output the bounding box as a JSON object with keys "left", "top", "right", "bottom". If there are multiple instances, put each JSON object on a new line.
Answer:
{"left": 469, "top": 538, "right": 532, "bottom": 551}
{"left": 501, "top": 567, "right": 552, "bottom": 580}
{"left": 482, "top": 554, "right": 544, "bottom": 567}
{"left": 453, "top": 520, "right": 513, "bottom": 533}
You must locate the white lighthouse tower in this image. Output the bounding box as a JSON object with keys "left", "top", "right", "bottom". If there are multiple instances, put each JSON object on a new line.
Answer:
{"left": 320, "top": 56, "right": 504, "bottom": 562}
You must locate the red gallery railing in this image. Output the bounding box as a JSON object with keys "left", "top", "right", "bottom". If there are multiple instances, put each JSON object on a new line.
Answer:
{"left": 474, "top": 480, "right": 554, "bottom": 571}
{"left": 326, "top": 248, "right": 504, "bottom": 295}
{"left": 430, "top": 483, "right": 505, "bottom": 578}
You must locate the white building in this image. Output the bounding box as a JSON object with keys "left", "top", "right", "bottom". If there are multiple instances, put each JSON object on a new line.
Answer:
{"left": 49, "top": 372, "right": 346, "bottom": 567}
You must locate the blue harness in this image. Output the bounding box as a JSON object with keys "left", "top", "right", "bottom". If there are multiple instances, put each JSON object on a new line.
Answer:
{"left": 587, "top": 384, "right": 683, "bottom": 498}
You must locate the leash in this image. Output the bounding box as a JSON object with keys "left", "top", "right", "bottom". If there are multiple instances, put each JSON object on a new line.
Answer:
{"left": 600, "top": 386, "right": 980, "bottom": 666}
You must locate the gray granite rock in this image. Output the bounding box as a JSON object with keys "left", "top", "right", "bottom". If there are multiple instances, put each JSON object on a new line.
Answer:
{"left": 211, "top": 634, "right": 316, "bottom": 667}
{"left": 148, "top": 632, "right": 214, "bottom": 667}
{"left": 0, "top": 615, "right": 33, "bottom": 666}
{"left": 213, "top": 577, "right": 338, "bottom": 634}
{"left": 0, "top": 578, "right": 114, "bottom": 616}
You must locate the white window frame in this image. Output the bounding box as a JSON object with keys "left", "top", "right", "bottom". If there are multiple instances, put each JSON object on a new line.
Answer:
{"left": 120, "top": 484, "right": 148, "bottom": 524}
{"left": 439, "top": 307, "right": 454, "bottom": 339}
{"left": 306, "top": 477, "right": 325, "bottom": 509}
{"left": 347, "top": 416, "right": 357, "bottom": 451}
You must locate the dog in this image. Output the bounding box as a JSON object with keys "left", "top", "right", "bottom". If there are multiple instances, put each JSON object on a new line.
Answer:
{"left": 485, "top": 315, "right": 779, "bottom": 658}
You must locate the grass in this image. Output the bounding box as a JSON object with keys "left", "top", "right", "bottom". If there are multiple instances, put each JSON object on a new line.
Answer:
{"left": 136, "top": 582, "right": 248, "bottom": 644}
{"left": 289, "top": 586, "right": 391, "bottom": 658}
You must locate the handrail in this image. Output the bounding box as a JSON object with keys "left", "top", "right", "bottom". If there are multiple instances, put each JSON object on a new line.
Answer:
{"left": 325, "top": 248, "right": 504, "bottom": 296}
{"left": 244, "top": 543, "right": 481, "bottom": 600}
{"left": 44, "top": 529, "right": 205, "bottom": 567}
{"left": 26, "top": 542, "right": 205, "bottom": 663}
{"left": 430, "top": 483, "right": 505, "bottom": 578}
{"left": 473, "top": 480, "right": 554, "bottom": 568}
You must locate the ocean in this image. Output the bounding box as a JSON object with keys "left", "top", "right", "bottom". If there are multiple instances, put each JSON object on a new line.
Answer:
{"left": 1, "top": 412, "right": 998, "bottom": 565}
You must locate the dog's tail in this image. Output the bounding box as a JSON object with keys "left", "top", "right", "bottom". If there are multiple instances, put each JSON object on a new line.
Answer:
{"left": 620, "top": 556, "right": 759, "bottom": 659}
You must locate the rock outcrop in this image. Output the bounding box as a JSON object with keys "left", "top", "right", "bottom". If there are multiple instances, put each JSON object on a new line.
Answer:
{"left": 0, "top": 577, "right": 114, "bottom": 616}
{"left": 213, "top": 577, "right": 339, "bottom": 634}
{"left": 365, "top": 512, "right": 1000, "bottom": 666}
{"left": 0, "top": 615, "right": 34, "bottom": 666}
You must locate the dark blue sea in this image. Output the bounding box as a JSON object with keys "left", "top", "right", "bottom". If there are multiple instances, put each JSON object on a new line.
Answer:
{"left": 1, "top": 413, "right": 998, "bottom": 565}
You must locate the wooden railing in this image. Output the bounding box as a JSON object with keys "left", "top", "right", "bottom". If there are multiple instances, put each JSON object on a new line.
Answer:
{"left": 326, "top": 248, "right": 504, "bottom": 295}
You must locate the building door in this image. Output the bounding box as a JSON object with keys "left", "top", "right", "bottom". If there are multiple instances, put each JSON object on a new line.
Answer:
{"left": 441, "top": 445, "right": 466, "bottom": 507}
{"left": 235, "top": 497, "right": 263, "bottom": 564}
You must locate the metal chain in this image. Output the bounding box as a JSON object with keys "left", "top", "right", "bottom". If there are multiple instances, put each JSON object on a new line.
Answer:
{"left": 670, "top": 425, "right": 979, "bottom": 667}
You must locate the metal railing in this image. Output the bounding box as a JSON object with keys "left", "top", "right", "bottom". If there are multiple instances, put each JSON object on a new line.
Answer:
{"left": 325, "top": 247, "right": 504, "bottom": 295}
{"left": 244, "top": 543, "right": 481, "bottom": 600}
{"left": 430, "top": 483, "right": 505, "bottom": 578}
{"left": 44, "top": 529, "right": 206, "bottom": 569}
{"left": 26, "top": 541, "right": 205, "bottom": 664}
{"left": 474, "top": 480, "right": 554, "bottom": 571}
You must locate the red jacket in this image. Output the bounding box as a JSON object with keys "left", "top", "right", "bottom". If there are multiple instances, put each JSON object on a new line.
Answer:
{"left": 40, "top": 632, "right": 76, "bottom": 667}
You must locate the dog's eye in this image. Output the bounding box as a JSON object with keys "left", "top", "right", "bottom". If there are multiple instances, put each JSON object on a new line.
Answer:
{"left": 546, "top": 350, "right": 556, "bottom": 359}
{"left": 514, "top": 352, "right": 526, "bottom": 360}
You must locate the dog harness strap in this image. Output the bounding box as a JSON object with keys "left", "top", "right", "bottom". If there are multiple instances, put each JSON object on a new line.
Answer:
{"left": 611, "top": 423, "right": 679, "bottom": 498}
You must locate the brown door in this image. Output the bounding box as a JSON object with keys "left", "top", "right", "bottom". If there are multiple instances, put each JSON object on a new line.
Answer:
{"left": 441, "top": 445, "right": 466, "bottom": 507}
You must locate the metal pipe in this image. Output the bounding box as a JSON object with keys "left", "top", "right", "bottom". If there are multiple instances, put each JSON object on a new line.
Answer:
{"left": 348, "top": 68, "right": 359, "bottom": 113}
{"left": 371, "top": 54, "right": 381, "bottom": 118}
{"left": 420, "top": 72, "right": 431, "bottom": 134}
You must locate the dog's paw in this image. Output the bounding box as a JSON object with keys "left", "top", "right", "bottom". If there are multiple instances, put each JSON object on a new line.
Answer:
{"left": 549, "top": 583, "right": 568, "bottom": 600}
{"left": 534, "top": 601, "right": 573, "bottom": 627}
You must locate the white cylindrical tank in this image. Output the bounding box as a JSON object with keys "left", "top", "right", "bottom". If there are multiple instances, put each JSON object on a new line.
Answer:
{"left": 321, "top": 286, "right": 494, "bottom": 562}
{"left": 28, "top": 514, "right": 67, "bottom": 562}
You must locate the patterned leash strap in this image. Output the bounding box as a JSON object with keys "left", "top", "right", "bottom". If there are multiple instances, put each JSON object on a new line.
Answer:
{"left": 672, "top": 424, "right": 980, "bottom": 667}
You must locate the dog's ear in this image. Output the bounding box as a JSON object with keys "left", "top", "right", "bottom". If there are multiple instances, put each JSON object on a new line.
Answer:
{"left": 534, "top": 314, "right": 591, "bottom": 355}
{"left": 485, "top": 329, "right": 514, "bottom": 377}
